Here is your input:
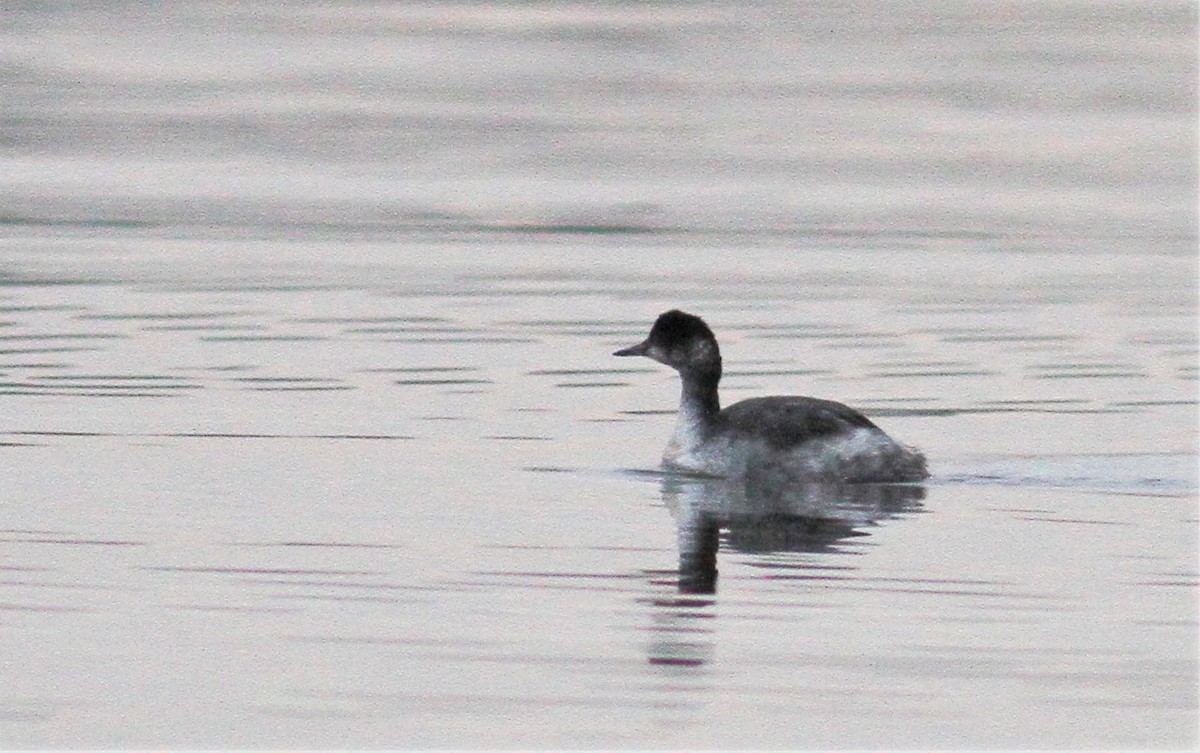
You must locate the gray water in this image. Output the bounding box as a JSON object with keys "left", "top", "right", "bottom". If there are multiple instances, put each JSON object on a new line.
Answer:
{"left": 1, "top": 2, "right": 1197, "bottom": 749}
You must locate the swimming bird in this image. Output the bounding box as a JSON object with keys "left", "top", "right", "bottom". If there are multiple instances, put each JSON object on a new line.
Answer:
{"left": 614, "top": 310, "right": 928, "bottom": 483}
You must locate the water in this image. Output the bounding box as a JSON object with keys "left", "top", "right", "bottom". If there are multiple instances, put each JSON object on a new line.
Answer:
{"left": 0, "top": 2, "right": 1196, "bottom": 749}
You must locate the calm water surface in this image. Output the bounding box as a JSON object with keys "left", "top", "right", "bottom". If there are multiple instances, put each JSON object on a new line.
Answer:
{"left": 0, "top": 2, "right": 1196, "bottom": 749}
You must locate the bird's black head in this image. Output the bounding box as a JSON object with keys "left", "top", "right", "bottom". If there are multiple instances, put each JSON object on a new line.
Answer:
{"left": 613, "top": 309, "right": 721, "bottom": 377}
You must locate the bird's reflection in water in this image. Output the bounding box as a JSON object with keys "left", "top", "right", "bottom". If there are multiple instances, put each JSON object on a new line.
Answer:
{"left": 641, "top": 474, "right": 924, "bottom": 668}
{"left": 666, "top": 473, "right": 926, "bottom": 594}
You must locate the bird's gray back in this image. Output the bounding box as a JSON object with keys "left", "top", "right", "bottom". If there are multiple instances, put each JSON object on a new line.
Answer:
{"left": 716, "top": 396, "right": 881, "bottom": 450}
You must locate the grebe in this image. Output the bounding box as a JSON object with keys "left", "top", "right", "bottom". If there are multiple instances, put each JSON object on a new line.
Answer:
{"left": 614, "top": 310, "right": 928, "bottom": 483}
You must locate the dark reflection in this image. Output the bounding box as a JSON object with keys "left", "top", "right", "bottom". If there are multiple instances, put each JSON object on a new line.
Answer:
{"left": 677, "top": 513, "right": 720, "bottom": 594}
{"left": 662, "top": 474, "right": 926, "bottom": 595}
{"left": 639, "top": 475, "right": 924, "bottom": 669}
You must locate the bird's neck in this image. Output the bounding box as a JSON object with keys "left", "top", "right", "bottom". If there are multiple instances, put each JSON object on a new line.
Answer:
{"left": 663, "top": 364, "right": 722, "bottom": 469}
{"left": 676, "top": 366, "right": 721, "bottom": 433}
